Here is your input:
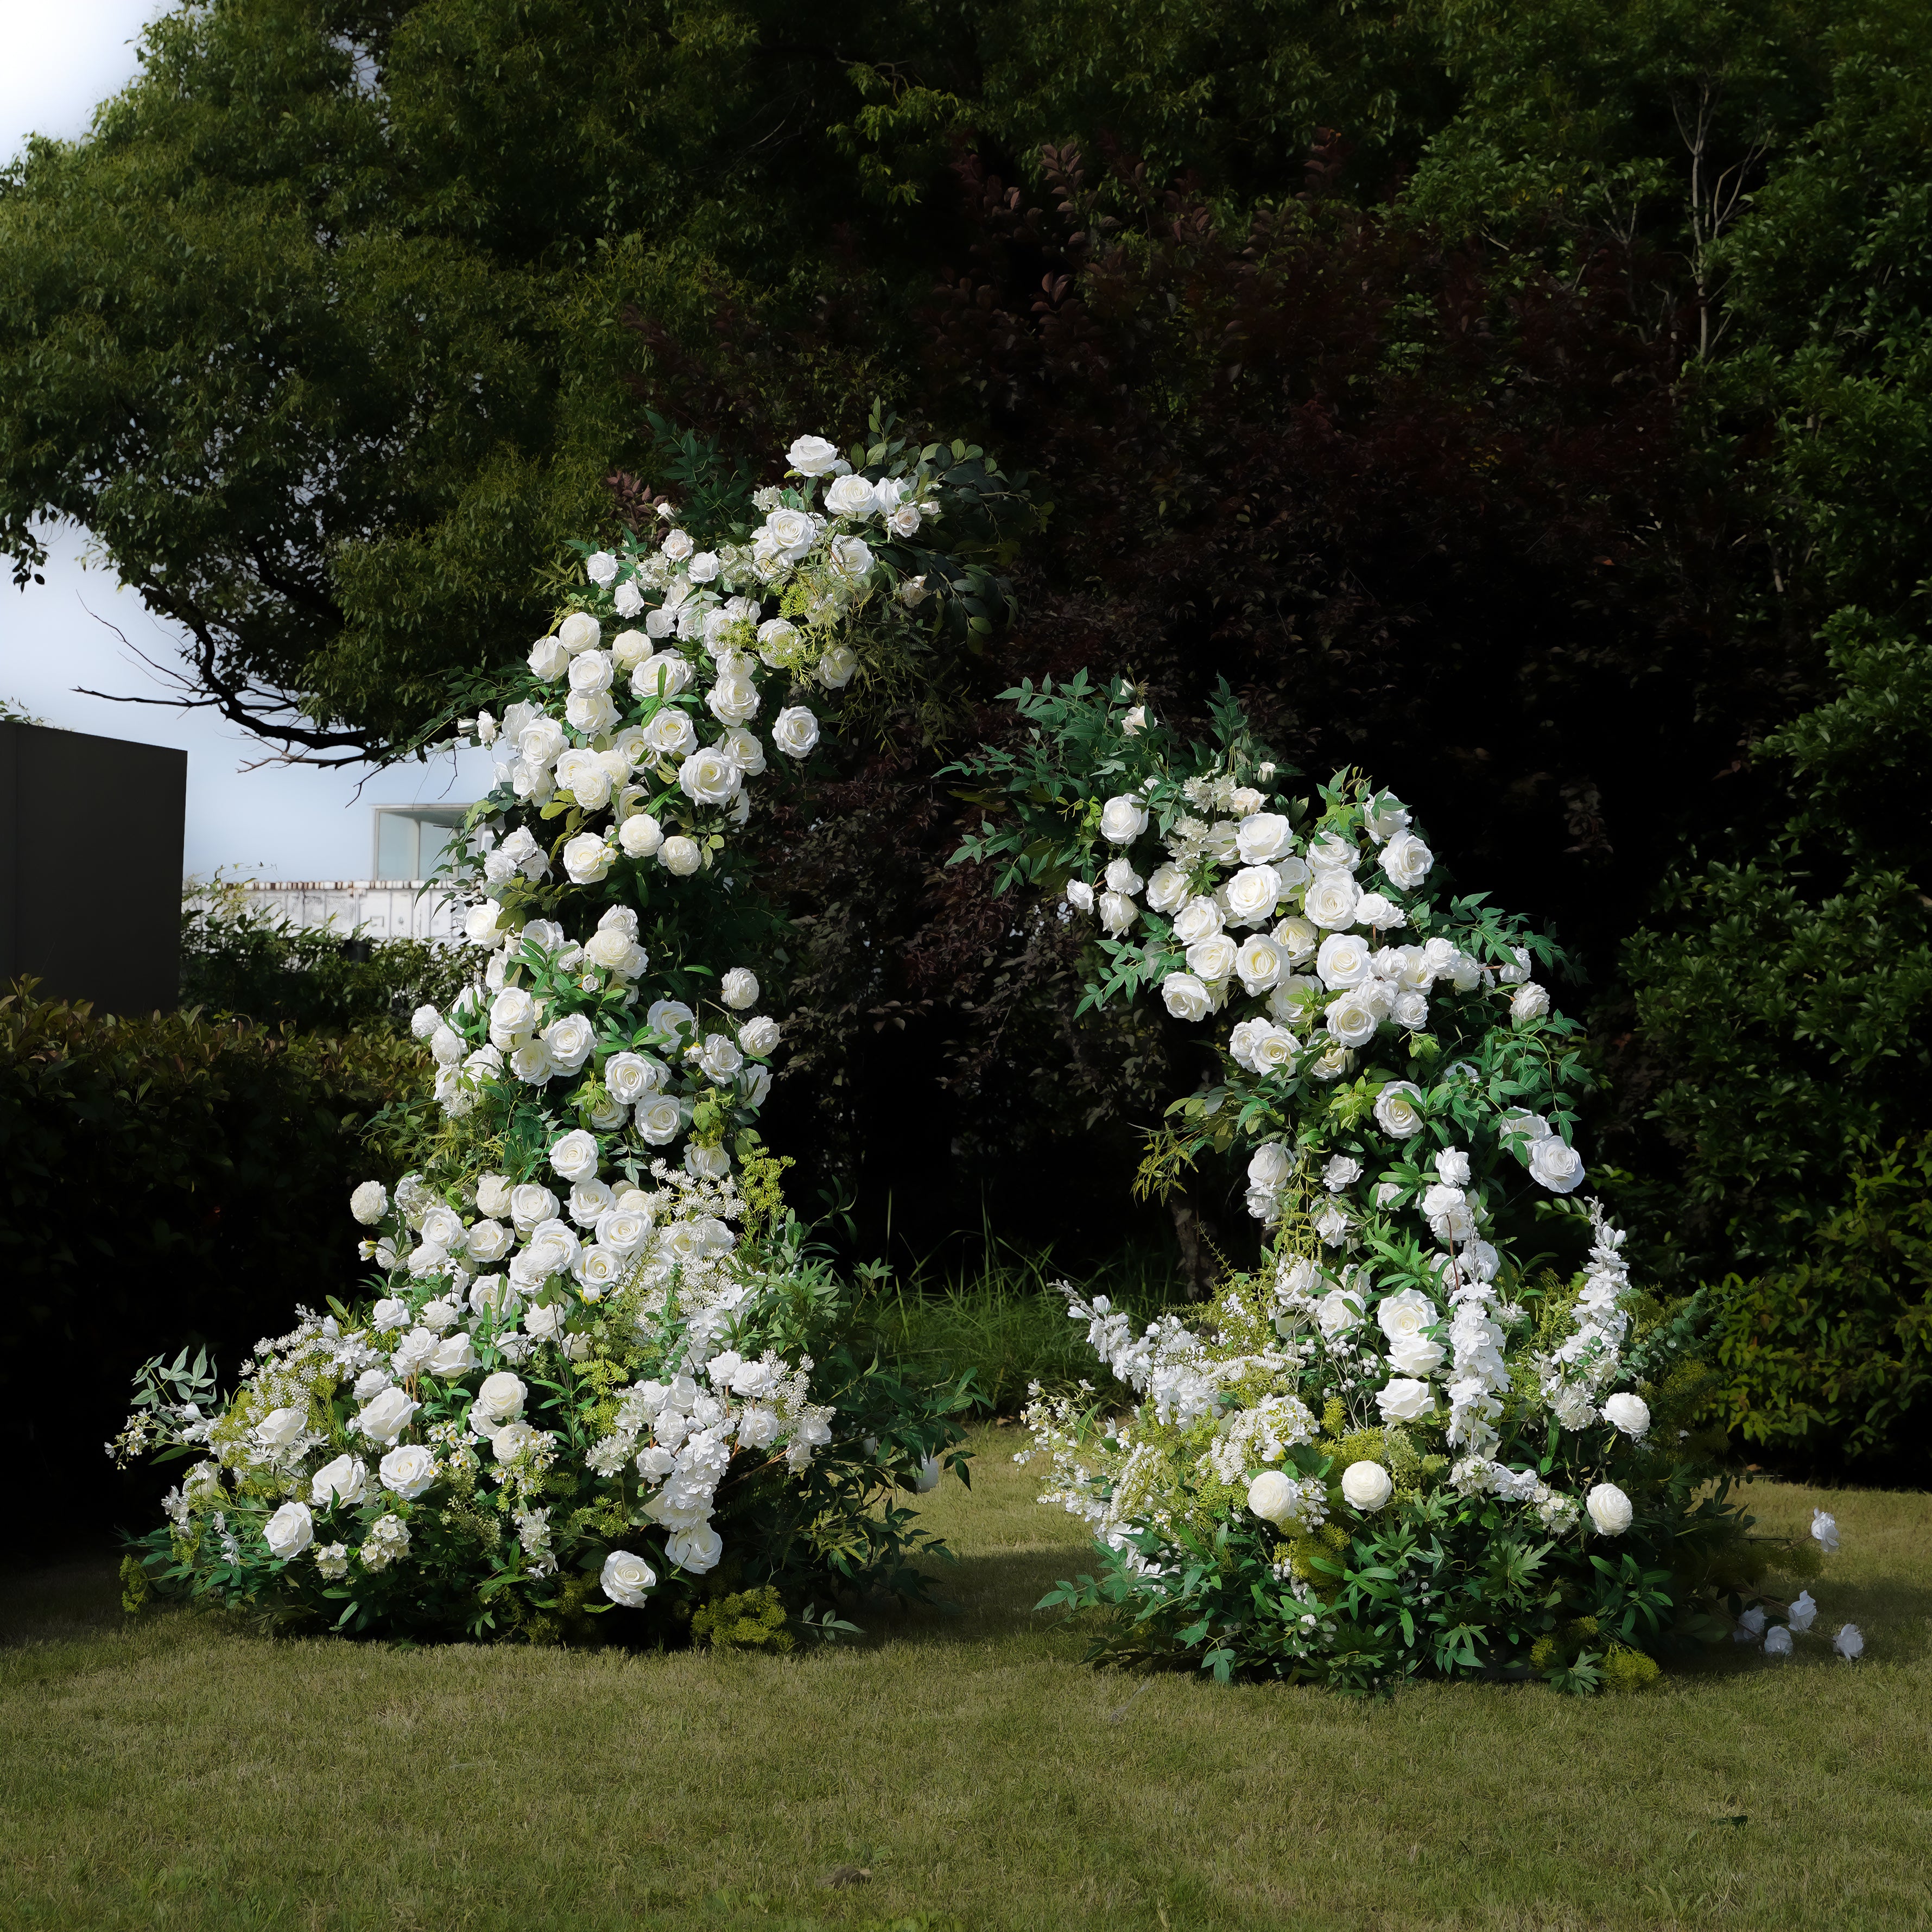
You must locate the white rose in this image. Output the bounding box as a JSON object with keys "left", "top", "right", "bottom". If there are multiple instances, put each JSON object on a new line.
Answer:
{"left": 1315, "top": 932, "right": 1373, "bottom": 990}
{"left": 562, "top": 832, "right": 613, "bottom": 884}
{"left": 1161, "top": 973, "right": 1212, "bottom": 1021}
{"left": 1247, "top": 1143, "right": 1297, "bottom": 1190}
{"left": 788, "top": 434, "right": 841, "bottom": 475}
{"left": 350, "top": 1181, "right": 389, "bottom": 1225}
{"left": 1603, "top": 1393, "right": 1651, "bottom": 1439}
{"left": 1511, "top": 983, "right": 1551, "bottom": 1025}
{"left": 543, "top": 1014, "right": 595, "bottom": 1074}
{"left": 705, "top": 676, "right": 759, "bottom": 728}
{"left": 1247, "top": 1470, "right": 1296, "bottom": 1525}
{"left": 1585, "top": 1483, "right": 1633, "bottom": 1535}
{"left": 642, "top": 707, "right": 699, "bottom": 761}
{"left": 679, "top": 745, "right": 743, "bottom": 805}
{"left": 1100, "top": 795, "right": 1149, "bottom": 844}
{"left": 816, "top": 643, "right": 858, "bottom": 688}
{"left": 370, "top": 1297, "right": 408, "bottom": 1332}
{"left": 555, "top": 748, "right": 612, "bottom": 811}
{"left": 1375, "top": 1378, "right": 1436, "bottom": 1423}
{"left": 466, "top": 1219, "right": 513, "bottom": 1264}
{"left": 826, "top": 534, "right": 872, "bottom": 581}
{"left": 636, "top": 1097, "right": 684, "bottom": 1145}
{"left": 1389, "top": 1335, "right": 1446, "bottom": 1376}
{"left": 824, "top": 473, "right": 879, "bottom": 518}
{"left": 1172, "top": 896, "right": 1224, "bottom": 945}
{"left": 379, "top": 1444, "right": 438, "bottom": 1500}
{"left": 1235, "top": 813, "right": 1293, "bottom": 864}
{"left": 605, "top": 1053, "right": 665, "bottom": 1104}
{"left": 311, "top": 1455, "right": 368, "bottom": 1508}
{"left": 1373, "top": 1081, "right": 1426, "bottom": 1138}
{"left": 1235, "top": 935, "right": 1282, "bottom": 993}
{"left": 429, "top": 1333, "right": 478, "bottom": 1378}
{"left": 1323, "top": 990, "right": 1380, "bottom": 1047}
{"left": 1146, "top": 864, "right": 1189, "bottom": 913}
{"left": 1376, "top": 1288, "right": 1439, "bottom": 1344}
{"left": 695, "top": 1032, "right": 743, "bottom": 1082}
{"left": 1341, "top": 1462, "right": 1393, "bottom": 1511}
{"left": 1185, "top": 933, "right": 1237, "bottom": 983}
{"left": 686, "top": 551, "right": 721, "bottom": 584}
{"left": 619, "top": 814, "right": 664, "bottom": 859}
{"left": 567, "top": 649, "right": 613, "bottom": 695}
{"left": 265, "top": 1501, "right": 314, "bottom": 1560}
{"left": 707, "top": 968, "right": 756, "bottom": 1013}
{"left": 419, "top": 1203, "right": 464, "bottom": 1251}
{"left": 739, "top": 1015, "right": 781, "bottom": 1057}
{"left": 1066, "top": 880, "right": 1094, "bottom": 914}
{"left": 633, "top": 650, "right": 695, "bottom": 700}
{"left": 666, "top": 1523, "right": 725, "bottom": 1574}
{"left": 549, "top": 1129, "right": 601, "bottom": 1183}
{"left": 1315, "top": 1288, "right": 1362, "bottom": 1338}
{"left": 474, "top": 1372, "right": 527, "bottom": 1429}
{"left": 254, "top": 1407, "right": 306, "bottom": 1447}
{"left": 555, "top": 611, "right": 600, "bottom": 653}
{"left": 600, "top": 1548, "right": 658, "bottom": 1606}
{"left": 1272, "top": 915, "right": 1319, "bottom": 965}
{"left": 770, "top": 705, "right": 821, "bottom": 759}
{"left": 528, "top": 636, "right": 569, "bottom": 680}
{"left": 661, "top": 835, "right": 702, "bottom": 877}
{"left": 356, "top": 1387, "right": 420, "bottom": 1445}
{"left": 1528, "top": 1136, "right": 1586, "bottom": 1194}
{"left": 1379, "top": 829, "right": 1434, "bottom": 891}
{"left": 465, "top": 901, "right": 509, "bottom": 948}
{"left": 1303, "top": 871, "right": 1361, "bottom": 930}
{"left": 518, "top": 717, "right": 567, "bottom": 769}
{"left": 1223, "top": 865, "right": 1281, "bottom": 928}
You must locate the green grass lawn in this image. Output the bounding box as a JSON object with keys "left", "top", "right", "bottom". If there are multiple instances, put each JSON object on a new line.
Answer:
{"left": 3, "top": 1429, "right": 1927, "bottom": 1932}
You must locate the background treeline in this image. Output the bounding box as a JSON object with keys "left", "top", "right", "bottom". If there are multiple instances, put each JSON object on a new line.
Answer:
{"left": 2, "top": 0, "right": 1928, "bottom": 1484}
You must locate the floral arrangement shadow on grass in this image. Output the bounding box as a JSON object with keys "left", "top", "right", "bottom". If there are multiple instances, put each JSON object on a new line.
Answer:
{"left": 952, "top": 674, "right": 1864, "bottom": 1692}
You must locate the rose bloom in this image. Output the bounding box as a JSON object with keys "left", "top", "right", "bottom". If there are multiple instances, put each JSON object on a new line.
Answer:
{"left": 1323, "top": 989, "right": 1380, "bottom": 1047}
{"left": 542, "top": 1015, "right": 595, "bottom": 1074}
{"left": 562, "top": 832, "right": 612, "bottom": 884}
{"left": 1376, "top": 1378, "right": 1436, "bottom": 1423}
{"left": 1236, "top": 935, "right": 1282, "bottom": 993}
{"left": 620, "top": 814, "right": 664, "bottom": 858}
{"left": 1315, "top": 932, "right": 1373, "bottom": 990}
{"left": 429, "top": 1333, "right": 478, "bottom": 1377}
{"left": 1511, "top": 982, "right": 1551, "bottom": 1025}
{"left": 379, "top": 1445, "right": 438, "bottom": 1500}
{"left": 817, "top": 643, "right": 858, "bottom": 688}
{"left": 1098, "top": 890, "right": 1137, "bottom": 935}
{"left": 555, "top": 748, "right": 612, "bottom": 811}
{"left": 1161, "top": 972, "right": 1212, "bottom": 1022}
{"left": 1585, "top": 1483, "right": 1633, "bottom": 1535}
{"left": 601, "top": 1548, "right": 658, "bottom": 1606}
{"left": 566, "top": 689, "right": 617, "bottom": 736}
{"left": 567, "top": 648, "right": 613, "bottom": 694}
{"left": 356, "top": 1387, "right": 420, "bottom": 1445}
{"left": 1066, "top": 879, "right": 1094, "bottom": 914}
{"left": 1248, "top": 1143, "right": 1297, "bottom": 1190}
{"left": 633, "top": 650, "right": 694, "bottom": 700}
{"left": 1235, "top": 812, "right": 1293, "bottom": 864}
{"left": 679, "top": 746, "right": 743, "bottom": 805}
{"left": 549, "top": 1129, "right": 601, "bottom": 1184}
{"left": 764, "top": 704, "right": 820, "bottom": 759}
{"left": 350, "top": 1180, "right": 389, "bottom": 1225}
{"left": 1271, "top": 914, "right": 1319, "bottom": 965}
{"left": 1099, "top": 794, "right": 1149, "bottom": 844}
{"left": 1145, "top": 864, "right": 1189, "bottom": 913}
{"left": 311, "top": 1454, "right": 368, "bottom": 1508}
{"left": 1377, "top": 1287, "right": 1439, "bottom": 1345}
{"left": 788, "top": 434, "right": 841, "bottom": 475}
{"left": 636, "top": 1097, "right": 684, "bottom": 1145}
{"left": 1379, "top": 829, "right": 1434, "bottom": 890}
{"left": 824, "top": 473, "right": 879, "bottom": 518}
{"left": 643, "top": 707, "right": 699, "bottom": 760}
{"left": 1303, "top": 871, "right": 1361, "bottom": 930}
{"left": 696, "top": 1033, "right": 743, "bottom": 1081}
{"left": 661, "top": 835, "right": 702, "bottom": 876}
{"left": 1222, "top": 865, "right": 1281, "bottom": 928}
{"left": 1172, "top": 896, "right": 1224, "bottom": 945}
{"left": 265, "top": 1502, "right": 314, "bottom": 1560}
{"left": 1247, "top": 1470, "right": 1296, "bottom": 1524}
{"left": 605, "top": 1053, "right": 664, "bottom": 1104}
{"left": 1529, "top": 1136, "right": 1586, "bottom": 1194}
{"left": 739, "top": 1015, "right": 781, "bottom": 1056}
{"left": 1185, "top": 933, "right": 1237, "bottom": 983}
{"left": 667, "top": 1524, "right": 725, "bottom": 1574}
{"left": 255, "top": 1406, "right": 306, "bottom": 1447}
{"left": 1373, "top": 1081, "right": 1426, "bottom": 1137}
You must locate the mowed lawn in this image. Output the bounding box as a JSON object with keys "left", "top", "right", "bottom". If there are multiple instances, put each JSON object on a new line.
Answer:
{"left": 3, "top": 1428, "right": 1927, "bottom": 1932}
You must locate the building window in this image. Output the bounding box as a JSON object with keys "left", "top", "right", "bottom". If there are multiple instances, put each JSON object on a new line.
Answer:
{"left": 371, "top": 807, "right": 470, "bottom": 882}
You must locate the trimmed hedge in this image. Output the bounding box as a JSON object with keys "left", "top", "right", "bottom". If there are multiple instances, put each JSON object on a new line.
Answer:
{"left": 0, "top": 990, "right": 433, "bottom": 1549}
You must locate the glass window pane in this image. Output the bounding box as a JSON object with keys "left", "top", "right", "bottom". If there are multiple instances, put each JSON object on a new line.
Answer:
{"left": 375, "top": 813, "right": 417, "bottom": 880}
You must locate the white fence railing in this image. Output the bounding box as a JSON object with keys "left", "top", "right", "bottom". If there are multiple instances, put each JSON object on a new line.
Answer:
{"left": 240, "top": 881, "right": 466, "bottom": 943}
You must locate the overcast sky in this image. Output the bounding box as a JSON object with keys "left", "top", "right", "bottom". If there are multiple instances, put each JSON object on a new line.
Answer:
{"left": 0, "top": 3, "right": 492, "bottom": 881}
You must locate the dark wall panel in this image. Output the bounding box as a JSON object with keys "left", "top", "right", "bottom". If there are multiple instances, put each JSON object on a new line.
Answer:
{"left": 0, "top": 723, "right": 186, "bottom": 1013}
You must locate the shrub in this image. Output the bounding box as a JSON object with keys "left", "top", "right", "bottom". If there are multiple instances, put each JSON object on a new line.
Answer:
{"left": 0, "top": 990, "right": 433, "bottom": 1549}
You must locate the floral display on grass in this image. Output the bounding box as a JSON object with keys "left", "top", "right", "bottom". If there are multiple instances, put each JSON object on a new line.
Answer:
{"left": 953, "top": 675, "right": 1855, "bottom": 1692}
{"left": 110, "top": 422, "right": 1013, "bottom": 1644}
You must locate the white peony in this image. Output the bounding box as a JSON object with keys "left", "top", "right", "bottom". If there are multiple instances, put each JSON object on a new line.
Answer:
{"left": 1510, "top": 983, "right": 1551, "bottom": 1025}
{"left": 1585, "top": 1483, "right": 1633, "bottom": 1535}
{"left": 1247, "top": 1470, "right": 1296, "bottom": 1524}
{"left": 1602, "top": 1393, "right": 1650, "bottom": 1439}
{"left": 1341, "top": 1462, "right": 1394, "bottom": 1511}
{"left": 350, "top": 1181, "right": 389, "bottom": 1225}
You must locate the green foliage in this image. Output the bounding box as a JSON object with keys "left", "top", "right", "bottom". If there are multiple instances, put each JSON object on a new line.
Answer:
{"left": 0, "top": 986, "right": 435, "bottom": 1548}
{"left": 690, "top": 1583, "right": 794, "bottom": 1652}
{"left": 1614, "top": 611, "right": 1932, "bottom": 1472}
{"left": 180, "top": 878, "right": 483, "bottom": 1031}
